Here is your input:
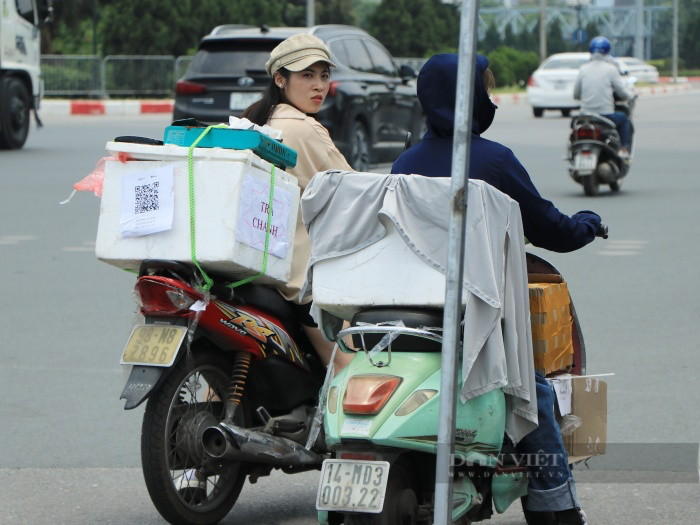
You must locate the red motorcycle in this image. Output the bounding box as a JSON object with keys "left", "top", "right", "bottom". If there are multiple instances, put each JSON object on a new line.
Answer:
{"left": 120, "top": 259, "right": 330, "bottom": 525}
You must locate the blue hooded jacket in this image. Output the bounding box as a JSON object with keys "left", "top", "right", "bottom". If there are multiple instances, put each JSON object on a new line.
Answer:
{"left": 392, "top": 54, "right": 601, "bottom": 253}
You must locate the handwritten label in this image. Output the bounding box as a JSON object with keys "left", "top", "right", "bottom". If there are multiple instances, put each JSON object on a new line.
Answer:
{"left": 236, "top": 173, "right": 291, "bottom": 259}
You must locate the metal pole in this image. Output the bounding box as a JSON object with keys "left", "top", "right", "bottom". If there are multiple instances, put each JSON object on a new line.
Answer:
{"left": 577, "top": 4, "right": 582, "bottom": 52}
{"left": 539, "top": 0, "right": 547, "bottom": 62}
{"left": 635, "top": 0, "right": 644, "bottom": 59}
{"left": 306, "top": 0, "right": 315, "bottom": 27}
{"left": 672, "top": 0, "right": 678, "bottom": 82}
{"left": 434, "top": 0, "right": 479, "bottom": 524}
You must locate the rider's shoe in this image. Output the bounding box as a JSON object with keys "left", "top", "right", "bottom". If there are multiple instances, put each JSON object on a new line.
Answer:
{"left": 554, "top": 506, "right": 587, "bottom": 524}
{"left": 177, "top": 469, "right": 207, "bottom": 504}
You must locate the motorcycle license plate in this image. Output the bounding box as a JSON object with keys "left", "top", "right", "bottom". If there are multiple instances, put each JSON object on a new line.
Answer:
{"left": 120, "top": 325, "right": 187, "bottom": 367}
{"left": 316, "top": 459, "right": 390, "bottom": 513}
{"left": 574, "top": 153, "right": 597, "bottom": 171}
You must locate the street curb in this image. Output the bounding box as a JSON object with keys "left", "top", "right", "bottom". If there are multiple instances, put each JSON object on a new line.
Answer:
{"left": 40, "top": 81, "right": 696, "bottom": 117}
{"left": 492, "top": 81, "right": 695, "bottom": 106}
{"left": 41, "top": 99, "right": 174, "bottom": 117}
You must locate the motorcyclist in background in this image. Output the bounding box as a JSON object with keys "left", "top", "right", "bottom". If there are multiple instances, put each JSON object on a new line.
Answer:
{"left": 392, "top": 53, "right": 595, "bottom": 525}
{"left": 574, "top": 36, "right": 635, "bottom": 157}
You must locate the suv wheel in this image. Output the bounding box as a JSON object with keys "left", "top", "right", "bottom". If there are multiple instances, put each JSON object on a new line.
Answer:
{"left": 349, "top": 121, "right": 370, "bottom": 172}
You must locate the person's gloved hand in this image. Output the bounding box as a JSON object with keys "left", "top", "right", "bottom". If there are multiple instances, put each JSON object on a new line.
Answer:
{"left": 572, "top": 210, "right": 602, "bottom": 233}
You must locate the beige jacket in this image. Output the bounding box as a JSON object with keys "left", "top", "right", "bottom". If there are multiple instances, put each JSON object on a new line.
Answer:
{"left": 268, "top": 103, "right": 352, "bottom": 302}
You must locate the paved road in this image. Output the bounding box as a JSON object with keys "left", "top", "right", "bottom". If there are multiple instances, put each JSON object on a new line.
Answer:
{"left": 1, "top": 89, "right": 699, "bottom": 524}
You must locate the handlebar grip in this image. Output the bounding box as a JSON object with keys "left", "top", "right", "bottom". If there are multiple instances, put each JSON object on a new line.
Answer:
{"left": 597, "top": 224, "right": 609, "bottom": 239}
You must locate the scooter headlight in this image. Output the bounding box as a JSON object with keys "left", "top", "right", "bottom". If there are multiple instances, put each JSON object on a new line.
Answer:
{"left": 342, "top": 375, "right": 401, "bottom": 415}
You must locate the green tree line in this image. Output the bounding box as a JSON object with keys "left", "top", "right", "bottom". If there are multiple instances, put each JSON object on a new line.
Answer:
{"left": 44, "top": 0, "right": 700, "bottom": 78}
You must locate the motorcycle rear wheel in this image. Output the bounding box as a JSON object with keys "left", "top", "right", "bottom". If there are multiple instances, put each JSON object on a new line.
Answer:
{"left": 582, "top": 174, "right": 599, "bottom": 196}
{"left": 344, "top": 459, "right": 422, "bottom": 525}
{"left": 141, "top": 349, "right": 249, "bottom": 525}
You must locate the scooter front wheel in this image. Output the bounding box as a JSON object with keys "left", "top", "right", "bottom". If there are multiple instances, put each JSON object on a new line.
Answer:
{"left": 141, "top": 347, "right": 249, "bottom": 525}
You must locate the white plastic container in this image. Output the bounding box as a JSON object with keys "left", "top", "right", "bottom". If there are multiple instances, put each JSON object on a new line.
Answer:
{"left": 311, "top": 224, "right": 453, "bottom": 320}
{"left": 95, "top": 142, "right": 300, "bottom": 285}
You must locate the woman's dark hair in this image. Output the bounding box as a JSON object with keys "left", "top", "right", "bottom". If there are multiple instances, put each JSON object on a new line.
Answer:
{"left": 242, "top": 68, "right": 290, "bottom": 126}
{"left": 482, "top": 68, "right": 495, "bottom": 95}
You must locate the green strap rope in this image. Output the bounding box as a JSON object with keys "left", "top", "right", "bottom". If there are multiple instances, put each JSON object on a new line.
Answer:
{"left": 187, "top": 124, "right": 276, "bottom": 292}
{"left": 228, "top": 166, "right": 276, "bottom": 289}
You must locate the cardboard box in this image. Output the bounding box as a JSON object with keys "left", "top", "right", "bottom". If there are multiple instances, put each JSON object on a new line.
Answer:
{"left": 561, "top": 377, "right": 608, "bottom": 460}
{"left": 95, "top": 142, "right": 300, "bottom": 285}
{"left": 528, "top": 282, "right": 573, "bottom": 374}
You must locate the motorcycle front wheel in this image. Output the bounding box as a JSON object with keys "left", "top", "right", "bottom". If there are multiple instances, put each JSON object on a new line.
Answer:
{"left": 141, "top": 348, "right": 249, "bottom": 525}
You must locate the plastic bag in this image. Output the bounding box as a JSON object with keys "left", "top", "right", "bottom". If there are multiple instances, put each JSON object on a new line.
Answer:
{"left": 228, "top": 116, "right": 283, "bottom": 140}
{"left": 60, "top": 152, "right": 133, "bottom": 204}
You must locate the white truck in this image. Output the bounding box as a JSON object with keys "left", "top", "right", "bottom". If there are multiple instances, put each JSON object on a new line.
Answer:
{"left": 0, "top": 0, "right": 52, "bottom": 149}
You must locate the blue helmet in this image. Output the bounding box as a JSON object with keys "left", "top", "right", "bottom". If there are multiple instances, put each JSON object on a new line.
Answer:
{"left": 589, "top": 36, "right": 611, "bottom": 55}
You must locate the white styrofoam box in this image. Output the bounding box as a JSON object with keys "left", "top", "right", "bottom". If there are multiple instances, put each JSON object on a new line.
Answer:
{"left": 96, "top": 142, "right": 300, "bottom": 285}
{"left": 311, "top": 224, "right": 456, "bottom": 320}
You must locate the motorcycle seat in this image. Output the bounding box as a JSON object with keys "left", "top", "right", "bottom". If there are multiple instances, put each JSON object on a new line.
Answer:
{"left": 571, "top": 112, "right": 616, "bottom": 129}
{"left": 350, "top": 307, "right": 446, "bottom": 352}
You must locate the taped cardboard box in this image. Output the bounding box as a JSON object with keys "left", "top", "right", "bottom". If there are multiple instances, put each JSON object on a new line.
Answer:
{"left": 561, "top": 377, "right": 608, "bottom": 461}
{"left": 528, "top": 281, "right": 574, "bottom": 374}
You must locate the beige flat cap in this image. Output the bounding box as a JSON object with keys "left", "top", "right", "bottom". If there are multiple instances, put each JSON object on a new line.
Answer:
{"left": 265, "top": 33, "right": 336, "bottom": 76}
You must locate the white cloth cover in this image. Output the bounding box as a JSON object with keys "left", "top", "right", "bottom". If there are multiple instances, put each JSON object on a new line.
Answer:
{"left": 301, "top": 171, "right": 538, "bottom": 444}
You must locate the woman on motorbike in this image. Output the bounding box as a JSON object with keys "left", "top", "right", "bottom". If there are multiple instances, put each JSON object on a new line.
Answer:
{"left": 243, "top": 33, "right": 354, "bottom": 372}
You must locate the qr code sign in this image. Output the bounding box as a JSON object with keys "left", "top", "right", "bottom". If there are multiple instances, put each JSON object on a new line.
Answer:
{"left": 134, "top": 181, "right": 160, "bottom": 214}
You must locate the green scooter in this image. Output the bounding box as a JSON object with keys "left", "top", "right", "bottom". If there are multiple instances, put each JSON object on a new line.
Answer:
{"left": 316, "top": 253, "right": 587, "bottom": 525}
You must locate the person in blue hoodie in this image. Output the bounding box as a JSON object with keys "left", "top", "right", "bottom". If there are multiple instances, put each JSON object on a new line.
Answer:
{"left": 393, "top": 53, "right": 601, "bottom": 254}
{"left": 392, "top": 54, "right": 591, "bottom": 524}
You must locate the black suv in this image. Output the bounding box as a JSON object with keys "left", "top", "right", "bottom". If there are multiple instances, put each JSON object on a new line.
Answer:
{"left": 173, "top": 25, "right": 424, "bottom": 171}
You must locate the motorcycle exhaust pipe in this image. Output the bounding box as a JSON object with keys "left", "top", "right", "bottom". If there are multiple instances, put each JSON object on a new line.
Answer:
{"left": 201, "top": 425, "right": 245, "bottom": 461}
{"left": 596, "top": 161, "right": 620, "bottom": 183}
{"left": 202, "top": 422, "right": 322, "bottom": 466}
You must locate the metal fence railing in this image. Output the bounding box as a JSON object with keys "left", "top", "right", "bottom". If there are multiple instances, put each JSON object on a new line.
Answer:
{"left": 40, "top": 55, "right": 423, "bottom": 98}
{"left": 175, "top": 56, "right": 194, "bottom": 82}
{"left": 103, "top": 55, "right": 176, "bottom": 97}
{"left": 42, "top": 55, "right": 103, "bottom": 97}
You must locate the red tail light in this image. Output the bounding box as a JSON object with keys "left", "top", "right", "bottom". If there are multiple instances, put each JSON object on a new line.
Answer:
{"left": 340, "top": 452, "right": 377, "bottom": 460}
{"left": 134, "top": 277, "right": 202, "bottom": 316}
{"left": 342, "top": 375, "right": 401, "bottom": 415}
{"left": 328, "top": 80, "right": 340, "bottom": 97}
{"left": 527, "top": 76, "right": 537, "bottom": 87}
{"left": 576, "top": 127, "right": 601, "bottom": 140}
{"left": 176, "top": 80, "right": 207, "bottom": 95}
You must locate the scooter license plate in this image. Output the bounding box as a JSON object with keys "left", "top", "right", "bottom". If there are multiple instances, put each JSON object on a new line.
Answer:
{"left": 574, "top": 153, "right": 597, "bottom": 171}
{"left": 316, "top": 459, "right": 390, "bottom": 513}
{"left": 120, "top": 325, "right": 188, "bottom": 367}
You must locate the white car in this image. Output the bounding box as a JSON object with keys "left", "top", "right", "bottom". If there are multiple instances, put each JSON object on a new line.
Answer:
{"left": 617, "top": 57, "right": 659, "bottom": 83}
{"left": 527, "top": 52, "right": 590, "bottom": 118}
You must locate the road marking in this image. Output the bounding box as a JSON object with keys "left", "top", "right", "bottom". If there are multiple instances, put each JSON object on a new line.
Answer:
{"left": 0, "top": 235, "right": 38, "bottom": 245}
{"left": 598, "top": 240, "right": 647, "bottom": 256}
{"left": 62, "top": 241, "right": 96, "bottom": 252}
